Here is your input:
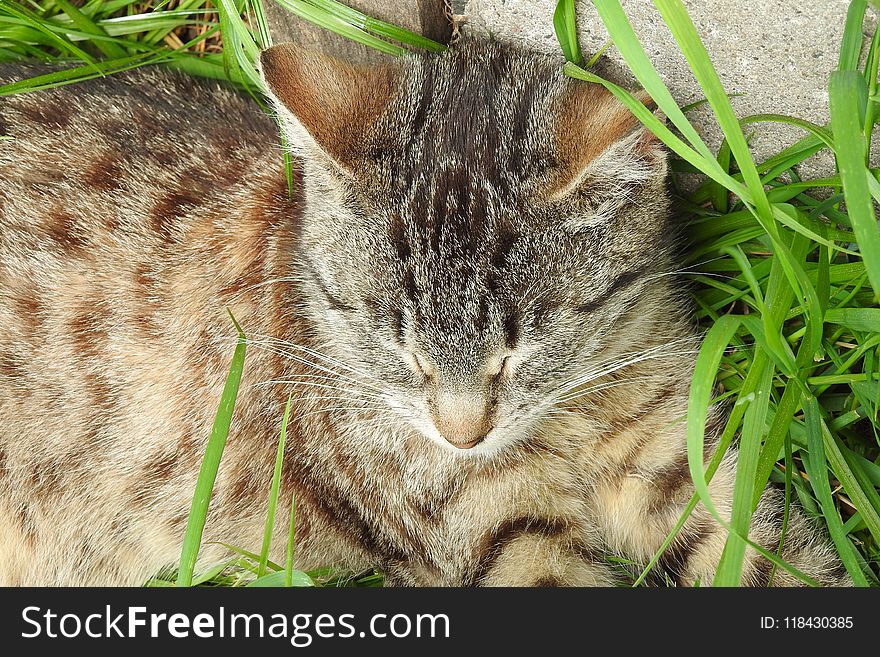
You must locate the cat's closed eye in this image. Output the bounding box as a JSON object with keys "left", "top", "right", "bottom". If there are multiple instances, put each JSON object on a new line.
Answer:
{"left": 407, "top": 352, "right": 435, "bottom": 381}
{"left": 488, "top": 354, "right": 512, "bottom": 380}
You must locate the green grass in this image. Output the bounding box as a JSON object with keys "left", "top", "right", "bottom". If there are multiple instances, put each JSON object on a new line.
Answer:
{"left": 2, "top": 0, "right": 878, "bottom": 587}
{"left": 563, "top": 0, "right": 880, "bottom": 586}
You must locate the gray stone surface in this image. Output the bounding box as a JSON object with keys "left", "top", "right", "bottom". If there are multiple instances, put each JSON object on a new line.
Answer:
{"left": 464, "top": 0, "right": 877, "bottom": 177}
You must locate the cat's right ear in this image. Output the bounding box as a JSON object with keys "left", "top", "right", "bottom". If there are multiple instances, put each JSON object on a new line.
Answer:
{"left": 550, "top": 81, "right": 665, "bottom": 204}
{"left": 259, "top": 43, "right": 399, "bottom": 172}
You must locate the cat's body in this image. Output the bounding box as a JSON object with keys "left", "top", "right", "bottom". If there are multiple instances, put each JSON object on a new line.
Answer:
{"left": 0, "top": 40, "right": 848, "bottom": 586}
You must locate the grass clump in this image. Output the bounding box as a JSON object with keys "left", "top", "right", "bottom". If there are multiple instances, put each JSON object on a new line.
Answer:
{"left": 2, "top": 0, "right": 878, "bottom": 587}
{"left": 559, "top": 0, "right": 880, "bottom": 586}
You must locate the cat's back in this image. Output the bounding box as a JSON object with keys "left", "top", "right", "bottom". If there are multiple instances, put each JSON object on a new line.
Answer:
{"left": 0, "top": 64, "right": 277, "bottom": 223}
{"left": 0, "top": 64, "right": 292, "bottom": 409}
{"left": 0, "top": 65, "right": 285, "bottom": 383}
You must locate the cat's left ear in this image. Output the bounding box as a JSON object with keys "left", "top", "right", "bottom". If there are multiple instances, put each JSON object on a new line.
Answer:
{"left": 550, "top": 81, "right": 666, "bottom": 205}
{"left": 259, "top": 43, "right": 399, "bottom": 171}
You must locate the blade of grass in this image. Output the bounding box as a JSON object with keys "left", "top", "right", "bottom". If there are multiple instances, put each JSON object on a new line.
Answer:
{"left": 52, "top": 0, "right": 128, "bottom": 58}
{"left": 553, "top": 0, "right": 582, "bottom": 64}
{"left": 821, "top": 421, "right": 880, "bottom": 544}
{"left": 803, "top": 397, "right": 870, "bottom": 585}
{"left": 299, "top": 0, "right": 446, "bottom": 53}
{"left": 257, "top": 394, "right": 292, "bottom": 578}
{"left": 685, "top": 316, "right": 817, "bottom": 585}
{"left": 248, "top": 0, "right": 273, "bottom": 49}
{"left": 590, "top": 0, "right": 718, "bottom": 164}
{"left": 0, "top": 23, "right": 221, "bottom": 96}
{"left": 830, "top": 70, "right": 880, "bottom": 302}
{"left": 2, "top": 1, "right": 99, "bottom": 69}
{"left": 177, "top": 310, "right": 247, "bottom": 587}
{"left": 209, "top": 541, "right": 283, "bottom": 571}
{"left": 271, "top": 0, "right": 406, "bottom": 56}
{"left": 838, "top": 0, "right": 867, "bottom": 71}
{"left": 284, "top": 492, "right": 297, "bottom": 587}
{"left": 687, "top": 316, "right": 740, "bottom": 522}
{"left": 247, "top": 569, "right": 314, "bottom": 587}
{"left": 714, "top": 358, "right": 773, "bottom": 585}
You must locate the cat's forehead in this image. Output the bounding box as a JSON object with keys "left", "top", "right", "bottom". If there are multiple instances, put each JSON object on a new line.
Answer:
{"left": 374, "top": 40, "right": 565, "bottom": 190}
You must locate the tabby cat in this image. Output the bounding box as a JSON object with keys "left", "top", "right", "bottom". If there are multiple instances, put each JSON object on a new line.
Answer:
{"left": 0, "top": 38, "right": 849, "bottom": 586}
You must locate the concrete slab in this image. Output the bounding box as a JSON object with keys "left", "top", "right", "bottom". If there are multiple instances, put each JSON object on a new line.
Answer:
{"left": 464, "top": 0, "right": 877, "bottom": 179}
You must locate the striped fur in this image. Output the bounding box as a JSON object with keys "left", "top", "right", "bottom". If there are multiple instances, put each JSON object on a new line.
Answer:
{"left": 0, "top": 38, "right": 848, "bottom": 586}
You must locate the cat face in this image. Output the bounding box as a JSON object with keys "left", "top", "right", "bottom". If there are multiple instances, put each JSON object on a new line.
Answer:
{"left": 260, "top": 39, "right": 670, "bottom": 456}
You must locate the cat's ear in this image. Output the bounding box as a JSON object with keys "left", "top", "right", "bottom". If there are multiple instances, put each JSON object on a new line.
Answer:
{"left": 259, "top": 43, "right": 399, "bottom": 171}
{"left": 550, "top": 81, "right": 665, "bottom": 207}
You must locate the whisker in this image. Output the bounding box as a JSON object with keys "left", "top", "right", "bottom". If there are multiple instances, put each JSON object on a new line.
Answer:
{"left": 245, "top": 339, "right": 388, "bottom": 396}
{"left": 254, "top": 378, "right": 386, "bottom": 402}
{"left": 249, "top": 333, "right": 379, "bottom": 384}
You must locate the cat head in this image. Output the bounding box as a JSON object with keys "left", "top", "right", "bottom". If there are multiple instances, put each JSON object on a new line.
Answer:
{"left": 259, "top": 38, "right": 673, "bottom": 457}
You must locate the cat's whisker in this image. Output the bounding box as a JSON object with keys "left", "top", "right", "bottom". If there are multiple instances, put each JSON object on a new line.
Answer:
{"left": 245, "top": 339, "right": 388, "bottom": 396}
{"left": 247, "top": 334, "right": 385, "bottom": 391}
{"left": 289, "top": 405, "right": 403, "bottom": 425}
{"left": 644, "top": 270, "right": 739, "bottom": 282}
{"left": 533, "top": 348, "right": 700, "bottom": 414}
{"left": 250, "top": 333, "right": 369, "bottom": 375}
{"left": 545, "top": 338, "right": 697, "bottom": 399}
{"left": 554, "top": 347, "right": 702, "bottom": 395}
{"left": 553, "top": 375, "right": 663, "bottom": 405}
{"left": 529, "top": 377, "right": 659, "bottom": 422}
{"left": 254, "top": 379, "right": 387, "bottom": 404}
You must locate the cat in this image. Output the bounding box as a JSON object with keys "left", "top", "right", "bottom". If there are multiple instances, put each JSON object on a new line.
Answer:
{"left": 0, "top": 38, "right": 850, "bottom": 586}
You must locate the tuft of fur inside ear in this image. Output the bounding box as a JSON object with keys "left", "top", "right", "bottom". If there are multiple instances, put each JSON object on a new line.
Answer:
{"left": 549, "top": 80, "right": 665, "bottom": 214}
{"left": 259, "top": 42, "right": 399, "bottom": 170}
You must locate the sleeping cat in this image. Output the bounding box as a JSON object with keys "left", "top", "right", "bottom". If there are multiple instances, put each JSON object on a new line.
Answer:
{"left": 0, "top": 38, "right": 849, "bottom": 586}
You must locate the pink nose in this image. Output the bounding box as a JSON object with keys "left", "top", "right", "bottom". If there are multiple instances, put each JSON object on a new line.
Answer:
{"left": 431, "top": 393, "right": 492, "bottom": 449}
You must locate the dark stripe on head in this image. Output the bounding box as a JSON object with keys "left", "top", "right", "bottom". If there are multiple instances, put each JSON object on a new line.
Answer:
{"left": 389, "top": 305, "right": 405, "bottom": 343}
{"left": 508, "top": 77, "right": 539, "bottom": 173}
{"left": 301, "top": 260, "right": 357, "bottom": 312}
{"left": 492, "top": 224, "right": 520, "bottom": 271}
{"left": 388, "top": 212, "right": 411, "bottom": 262}
{"left": 402, "top": 269, "right": 419, "bottom": 306}
{"left": 503, "top": 310, "right": 520, "bottom": 348}
{"left": 576, "top": 268, "right": 645, "bottom": 315}
{"left": 407, "top": 60, "right": 434, "bottom": 147}
{"left": 531, "top": 292, "right": 562, "bottom": 329}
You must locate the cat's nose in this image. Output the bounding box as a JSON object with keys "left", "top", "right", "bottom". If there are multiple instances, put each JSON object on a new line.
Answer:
{"left": 430, "top": 393, "right": 493, "bottom": 450}
{"left": 440, "top": 425, "right": 490, "bottom": 450}
{"left": 443, "top": 432, "right": 486, "bottom": 449}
